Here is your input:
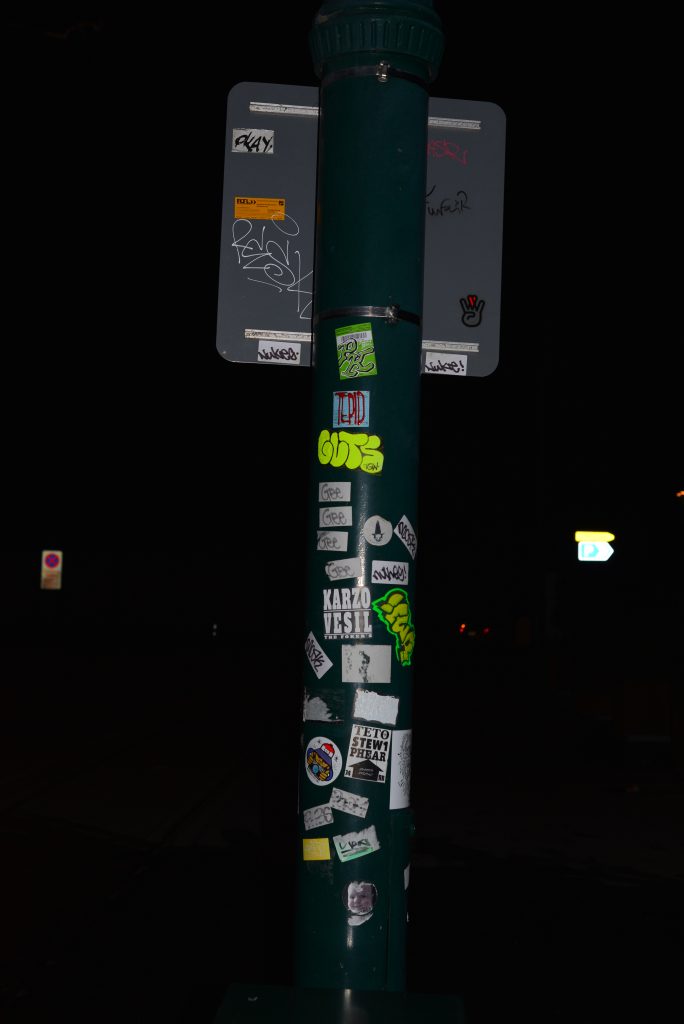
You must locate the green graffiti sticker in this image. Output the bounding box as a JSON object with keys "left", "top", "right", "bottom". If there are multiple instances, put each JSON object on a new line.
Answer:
{"left": 318, "top": 430, "right": 383, "bottom": 475}
{"left": 335, "top": 323, "right": 378, "bottom": 380}
{"left": 372, "top": 588, "right": 415, "bottom": 667}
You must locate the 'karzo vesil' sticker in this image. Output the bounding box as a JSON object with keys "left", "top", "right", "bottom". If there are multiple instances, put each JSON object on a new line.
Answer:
{"left": 323, "top": 587, "right": 372, "bottom": 639}
{"left": 305, "top": 737, "right": 343, "bottom": 787}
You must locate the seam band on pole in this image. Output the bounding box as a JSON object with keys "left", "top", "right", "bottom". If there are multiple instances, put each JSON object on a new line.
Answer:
{"left": 320, "top": 64, "right": 429, "bottom": 90}
{"left": 314, "top": 305, "right": 421, "bottom": 327}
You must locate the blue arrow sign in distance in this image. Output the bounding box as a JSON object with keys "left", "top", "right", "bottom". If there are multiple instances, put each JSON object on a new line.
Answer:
{"left": 578, "top": 541, "right": 614, "bottom": 562}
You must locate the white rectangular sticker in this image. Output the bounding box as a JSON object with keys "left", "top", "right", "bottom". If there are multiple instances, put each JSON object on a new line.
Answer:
{"left": 323, "top": 587, "right": 372, "bottom": 640}
{"left": 389, "top": 729, "right": 412, "bottom": 810}
{"left": 371, "top": 560, "right": 409, "bottom": 585}
{"left": 344, "top": 725, "right": 391, "bottom": 784}
{"left": 304, "top": 631, "right": 333, "bottom": 679}
{"left": 328, "top": 787, "right": 369, "bottom": 819}
{"left": 333, "top": 825, "right": 380, "bottom": 863}
{"left": 232, "top": 129, "right": 274, "bottom": 154}
{"left": 353, "top": 689, "right": 399, "bottom": 726}
{"left": 394, "top": 516, "right": 417, "bottom": 560}
{"left": 319, "top": 482, "right": 351, "bottom": 503}
{"left": 257, "top": 339, "right": 301, "bottom": 364}
{"left": 319, "top": 506, "right": 353, "bottom": 529}
{"left": 324, "top": 556, "right": 362, "bottom": 582}
{"left": 341, "top": 645, "right": 392, "bottom": 684}
{"left": 303, "top": 804, "right": 334, "bottom": 831}
{"left": 424, "top": 352, "right": 468, "bottom": 375}
{"left": 317, "top": 531, "right": 348, "bottom": 553}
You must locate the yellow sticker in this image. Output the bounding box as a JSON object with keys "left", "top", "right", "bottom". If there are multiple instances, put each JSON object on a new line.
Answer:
{"left": 234, "top": 196, "right": 285, "bottom": 220}
{"left": 302, "top": 837, "right": 331, "bottom": 861}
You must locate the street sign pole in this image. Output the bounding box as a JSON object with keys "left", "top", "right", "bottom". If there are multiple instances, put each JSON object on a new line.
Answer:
{"left": 295, "top": 0, "right": 443, "bottom": 993}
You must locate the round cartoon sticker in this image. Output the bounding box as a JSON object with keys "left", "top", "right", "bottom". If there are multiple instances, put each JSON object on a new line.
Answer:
{"left": 305, "top": 736, "right": 342, "bottom": 786}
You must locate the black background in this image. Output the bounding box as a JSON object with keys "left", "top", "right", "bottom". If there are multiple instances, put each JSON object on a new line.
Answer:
{"left": 2, "top": 6, "right": 682, "bottom": 1023}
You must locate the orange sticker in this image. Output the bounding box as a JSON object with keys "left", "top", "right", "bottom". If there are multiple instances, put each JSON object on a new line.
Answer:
{"left": 233, "top": 196, "right": 285, "bottom": 220}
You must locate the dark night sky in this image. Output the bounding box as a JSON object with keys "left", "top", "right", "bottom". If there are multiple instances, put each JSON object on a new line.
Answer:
{"left": 3, "top": 7, "right": 680, "bottom": 645}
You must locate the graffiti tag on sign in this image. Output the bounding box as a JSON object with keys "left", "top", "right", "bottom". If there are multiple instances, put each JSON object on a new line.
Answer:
{"left": 460, "top": 294, "right": 485, "bottom": 327}
{"left": 231, "top": 213, "right": 312, "bottom": 320}
{"left": 394, "top": 515, "right": 417, "bottom": 559}
{"left": 323, "top": 587, "right": 372, "bottom": 639}
{"left": 427, "top": 139, "right": 468, "bottom": 164}
{"left": 424, "top": 353, "right": 467, "bottom": 375}
{"left": 333, "top": 390, "right": 370, "bottom": 429}
{"left": 344, "top": 725, "right": 391, "bottom": 783}
{"left": 257, "top": 340, "right": 301, "bottom": 364}
{"left": 325, "top": 557, "right": 362, "bottom": 582}
{"left": 232, "top": 129, "right": 274, "bottom": 154}
{"left": 319, "top": 481, "right": 351, "bottom": 503}
{"left": 371, "top": 560, "right": 409, "bottom": 585}
{"left": 304, "top": 631, "right": 333, "bottom": 679}
{"left": 372, "top": 588, "right": 415, "bottom": 667}
{"left": 319, "top": 506, "right": 353, "bottom": 528}
{"left": 333, "top": 825, "right": 381, "bottom": 863}
{"left": 335, "top": 323, "right": 378, "bottom": 380}
{"left": 318, "top": 430, "right": 383, "bottom": 475}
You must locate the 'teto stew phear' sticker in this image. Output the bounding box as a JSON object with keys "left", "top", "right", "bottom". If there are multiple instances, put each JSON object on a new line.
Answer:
{"left": 305, "top": 736, "right": 343, "bottom": 786}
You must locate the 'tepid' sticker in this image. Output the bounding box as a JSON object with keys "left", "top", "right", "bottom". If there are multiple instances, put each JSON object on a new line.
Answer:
{"left": 305, "top": 736, "right": 343, "bottom": 786}
{"left": 335, "top": 323, "right": 378, "bottom": 380}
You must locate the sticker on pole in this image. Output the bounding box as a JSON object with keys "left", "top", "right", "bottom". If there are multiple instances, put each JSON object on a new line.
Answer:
{"left": 305, "top": 737, "right": 343, "bottom": 787}
{"left": 335, "top": 324, "right": 378, "bottom": 380}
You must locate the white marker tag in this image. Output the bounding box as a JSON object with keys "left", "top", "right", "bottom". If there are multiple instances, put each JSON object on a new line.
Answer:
{"left": 333, "top": 825, "right": 380, "bottom": 863}
{"left": 371, "top": 560, "right": 409, "bottom": 585}
{"left": 303, "top": 804, "right": 334, "bottom": 831}
{"left": 317, "top": 531, "right": 349, "bottom": 553}
{"left": 324, "top": 557, "right": 362, "bottom": 582}
{"left": 424, "top": 352, "right": 467, "bottom": 375}
{"left": 329, "top": 787, "right": 369, "bottom": 819}
{"left": 319, "top": 506, "right": 353, "bottom": 528}
{"left": 304, "top": 631, "right": 333, "bottom": 679}
{"left": 394, "top": 516, "right": 417, "bottom": 560}
{"left": 319, "top": 482, "right": 351, "bottom": 503}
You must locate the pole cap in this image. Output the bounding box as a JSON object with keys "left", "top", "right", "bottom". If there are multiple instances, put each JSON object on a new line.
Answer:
{"left": 310, "top": 0, "right": 444, "bottom": 83}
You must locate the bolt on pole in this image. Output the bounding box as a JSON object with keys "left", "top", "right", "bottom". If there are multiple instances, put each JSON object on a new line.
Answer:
{"left": 296, "top": 0, "right": 444, "bottom": 993}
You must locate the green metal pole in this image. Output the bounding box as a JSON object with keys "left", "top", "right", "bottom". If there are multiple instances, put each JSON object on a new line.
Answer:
{"left": 296, "top": 0, "right": 443, "bottom": 993}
